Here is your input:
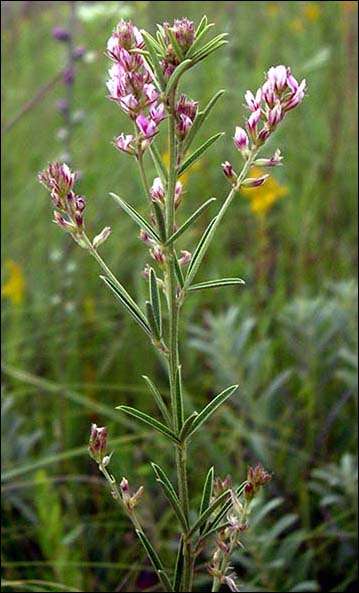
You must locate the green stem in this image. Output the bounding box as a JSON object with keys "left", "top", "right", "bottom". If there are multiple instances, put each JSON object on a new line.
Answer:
{"left": 137, "top": 153, "right": 153, "bottom": 207}
{"left": 166, "top": 91, "right": 193, "bottom": 592}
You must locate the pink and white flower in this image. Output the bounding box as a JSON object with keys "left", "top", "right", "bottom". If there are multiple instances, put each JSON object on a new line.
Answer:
{"left": 234, "top": 126, "right": 249, "bottom": 150}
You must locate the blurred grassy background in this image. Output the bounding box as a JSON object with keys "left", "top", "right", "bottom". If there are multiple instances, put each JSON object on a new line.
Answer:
{"left": 1, "top": 1, "right": 358, "bottom": 592}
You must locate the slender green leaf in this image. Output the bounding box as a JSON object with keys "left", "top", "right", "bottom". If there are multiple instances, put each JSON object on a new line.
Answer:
{"left": 158, "top": 570, "right": 175, "bottom": 592}
{"left": 178, "top": 412, "right": 199, "bottom": 442}
{"left": 199, "top": 467, "right": 214, "bottom": 534}
{"left": 177, "top": 132, "right": 224, "bottom": 177}
{"left": 173, "top": 537, "right": 184, "bottom": 592}
{"left": 149, "top": 268, "right": 162, "bottom": 337}
{"left": 187, "top": 489, "right": 231, "bottom": 538}
{"left": 185, "top": 216, "right": 218, "bottom": 287}
{"left": 166, "top": 59, "right": 192, "bottom": 96}
{"left": 190, "top": 34, "right": 228, "bottom": 63}
{"left": 142, "top": 375, "right": 172, "bottom": 427}
{"left": 145, "top": 301, "right": 161, "bottom": 341}
{"left": 195, "top": 15, "right": 208, "bottom": 36}
{"left": 188, "top": 278, "right": 246, "bottom": 292}
{"left": 186, "top": 23, "right": 215, "bottom": 59}
{"left": 149, "top": 143, "right": 168, "bottom": 185}
{"left": 152, "top": 463, "right": 188, "bottom": 531}
{"left": 187, "top": 385, "right": 239, "bottom": 437}
{"left": 109, "top": 192, "right": 159, "bottom": 242}
{"left": 156, "top": 30, "right": 167, "bottom": 52}
{"left": 174, "top": 252, "right": 185, "bottom": 288}
{"left": 167, "top": 28, "right": 185, "bottom": 61}
{"left": 116, "top": 406, "right": 179, "bottom": 443}
{"left": 175, "top": 366, "right": 184, "bottom": 431}
{"left": 152, "top": 200, "right": 167, "bottom": 242}
{"left": 141, "top": 31, "right": 166, "bottom": 91}
{"left": 183, "top": 90, "right": 225, "bottom": 153}
{"left": 100, "top": 276, "right": 151, "bottom": 338}
{"left": 165, "top": 198, "right": 216, "bottom": 246}
{"left": 135, "top": 530, "right": 172, "bottom": 592}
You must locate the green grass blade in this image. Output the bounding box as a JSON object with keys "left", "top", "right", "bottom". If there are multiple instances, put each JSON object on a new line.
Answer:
{"left": 166, "top": 59, "right": 192, "bottom": 95}
{"left": 145, "top": 301, "right": 161, "bottom": 341}
{"left": 135, "top": 530, "right": 173, "bottom": 591}
{"left": 185, "top": 216, "right": 218, "bottom": 287}
{"left": 173, "top": 537, "right": 184, "bottom": 591}
{"left": 187, "top": 489, "right": 231, "bottom": 538}
{"left": 152, "top": 200, "right": 167, "bottom": 242}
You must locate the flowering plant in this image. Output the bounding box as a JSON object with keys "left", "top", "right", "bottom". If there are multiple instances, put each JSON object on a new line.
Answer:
{"left": 38, "top": 16, "right": 305, "bottom": 592}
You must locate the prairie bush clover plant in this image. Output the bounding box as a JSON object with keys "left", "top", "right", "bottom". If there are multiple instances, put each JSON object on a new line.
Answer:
{"left": 38, "top": 17, "right": 305, "bottom": 593}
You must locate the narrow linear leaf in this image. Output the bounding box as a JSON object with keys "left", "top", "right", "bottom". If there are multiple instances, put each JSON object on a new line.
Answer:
{"left": 167, "top": 27, "right": 185, "bottom": 61}
{"left": 100, "top": 276, "right": 151, "bottom": 337}
{"left": 152, "top": 463, "right": 188, "bottom": 531}
{"left": 165, "top": 198, "right": 216, "bottom": 246}
{"left": 173, "top": 537, "right": 184, "bottom": 592}
{"left": 116, "top": 406, "right": 179, "bottom": 443}
{"left": 109, "top": 192, "right": 160, "bottom": 242}
{"left": 142, "top": 375, "right": 172, "bottom": 428}
{"left": 187, "top": 385, "right": 239, "bottom": 437}
{"left": 186, "top": 22, "right": 215, "bottom": 59}
{"left": 199, "top": 467, "right": 214, "bottom": 534}
{"left": 190, "top": 34, "right": 229, "bottom": 62}
{"left": 141, "top": 31, "right": 166, "bottom": 91}
{"left": 129, "top": 48, "right": 150, "bottom": 57}
{"left": 178, "top": 411, "right": 199, "bottom": 442}
{"left": 149, "top": 143, "right": 168, "bottom": 185}
{"left": 174, "top": 252, "right": 185, "bottom": 289}
{"left": 187, "top": 489, "right": 231, "bottom": 538}
{"left": 156, "top": 30, "right": 167, "bottom": 52}
{"left": 192, "top": 42, "right": 229, "bottom": 67}
{"left": 166, "top": 59, "right": 192, "bottom": 96}
{"left": 145, "top": 301, "right": 161, "bottom": 341}
{"left": 195, "top": 15, "right": 208, "bottom": 37}
{"left": 149, "top": 268, "right": 162, "bottom": 337}
{"left": 183, "top": 90, "right": 225, "bottom": 153}
{"left": 177, "top": 132, "right": 224, "bottom": 177}
{"left": 175, "top": 366, "right": 184, "bottom": 431}
{"left": 135, "top": 530, "right": 173, "bottom": 592}
{"left": 188, "top": 278, "right": 246, "bottom": 292}
{"left": 206, "top": 481, "right": 248, "bottom": 534}
{"left": 158, "top": 570, "right": 175, "bottom": 593}
{"left": 185, "top": 216, "right": 218, "bottom": 287}
{"left": 152, "top": 200, "right": 167, "bottom": 242}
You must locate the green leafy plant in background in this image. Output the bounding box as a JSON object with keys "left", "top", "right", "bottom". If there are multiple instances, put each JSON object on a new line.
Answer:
{"left": 37, "top": 14, "right": 307, "bottom": 592}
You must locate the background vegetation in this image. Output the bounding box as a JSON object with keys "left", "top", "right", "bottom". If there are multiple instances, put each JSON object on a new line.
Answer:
{"left": 2, "top": 1, "right": 358, "bottom": 592}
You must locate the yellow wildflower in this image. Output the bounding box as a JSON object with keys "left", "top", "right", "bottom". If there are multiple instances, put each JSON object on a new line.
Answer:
{"left": 265, "top": 2, "right": 279, "bottom": 17}
{"left": 2, "top": 260, "right": 26, "bottom": 305}
{"left": 241, "top": 167, "right": 288, "bottom": 217}
{"left": 303, "top": 3, "right": 321, "bottom": 22}
{"left": 162, "top": 150, "right": 202, "bottom": 187}
{"left": 290, "top": 18, "right": 304, "bottom": 33}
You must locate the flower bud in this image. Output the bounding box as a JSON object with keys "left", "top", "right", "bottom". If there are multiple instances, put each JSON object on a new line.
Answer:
{"left": 222, "top": 161, "right": 237, "bottom": 182}
{"left": 93, "top": 226, "right": 111, "bottom": 249}
{"left": 150, "top": 177, "right": 165, "bottom": 202}
{"left": 241, "top": 174, "right": 269, "bottom": 188}
{"left": 233, "top": 126, "right": 249, "bottom": 151}
{"left": 88, "top": 424, "right": 108, "bottom": 464}
{"left": 52, "top": 27, "right": 71, "bottom": 42}
{"left": 254, "top": 149, "right": 283, "bottom": 167}
{"left": 178, "top": 250, "right": 191, "bottom": 266}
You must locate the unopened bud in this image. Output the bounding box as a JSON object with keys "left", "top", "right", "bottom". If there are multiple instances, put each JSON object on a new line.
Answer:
{"left": 178, "top": 250, "right": 191, "bottom": 266}
{"left": 88, "top": 424, "right": 108, "bottom": 464}
{"left": 93, "top": 226, "right": 111, "bottom": 249}
{"left": 222, "top": 161, "right": 237, "bottom": 182}
{"left": 241, "top": 174, "right": 269, "bottom": 188}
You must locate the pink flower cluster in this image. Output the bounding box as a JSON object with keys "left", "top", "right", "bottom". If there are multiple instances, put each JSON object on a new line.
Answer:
{"left": 106, "top": 20, "right": 165, "bottom": 153}
{"left": 235, "top": 65, "right": 306, "bottom": 151}
{"left": 38, "top": 162, "right": 86, "bottom": 232}
{"left": 161, "top": 18, "right": 195, "bottom": 78}
{"left": 175, "top": 94, "right": 198, "bottom": 140}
